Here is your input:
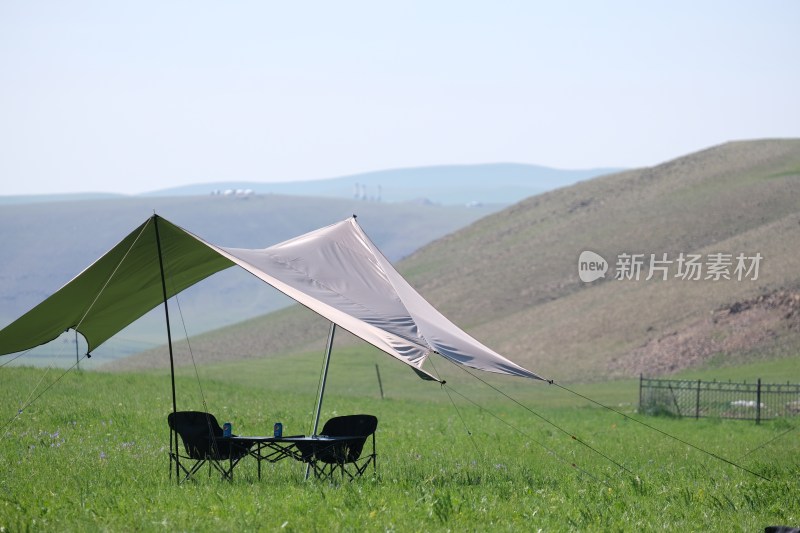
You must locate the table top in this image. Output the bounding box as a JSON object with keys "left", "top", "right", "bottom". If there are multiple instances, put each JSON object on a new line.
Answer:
{"left": 226, "top": 435, "right": 361, "bottom": 443}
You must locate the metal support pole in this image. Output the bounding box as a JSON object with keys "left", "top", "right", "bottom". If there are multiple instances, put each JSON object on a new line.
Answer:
{"left": 153, "top": 215, "right": 180, "bottom": 483}
{"left": 306, "top": 322, "right": 336, "bottom": 480}
{"left": 312, "top": 322, "right": 337, "bottom": 437}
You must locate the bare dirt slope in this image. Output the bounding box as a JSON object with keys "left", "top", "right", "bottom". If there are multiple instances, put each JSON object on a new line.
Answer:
{"left": 611, "top": 290, "right": 800, "bottom": 376}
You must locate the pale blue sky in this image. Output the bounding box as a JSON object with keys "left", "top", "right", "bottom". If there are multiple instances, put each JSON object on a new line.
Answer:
{"left": 1, "top": 1, "right": 797, "bottom": 195}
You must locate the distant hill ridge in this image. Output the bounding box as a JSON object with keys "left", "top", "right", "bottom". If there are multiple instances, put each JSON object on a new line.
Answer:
{"left": 109, "top": 139, "right": 800, "bottom": 381}
{"left": 145, "top": 162, "right": 621, "bottom": 205}
{"left": 0, "top": 163, "right": 619, "bottom": 206}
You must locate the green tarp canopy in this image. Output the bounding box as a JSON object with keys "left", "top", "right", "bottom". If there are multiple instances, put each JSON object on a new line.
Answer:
{"left": 0, "top": 215, "right": 542, "bottom": 382}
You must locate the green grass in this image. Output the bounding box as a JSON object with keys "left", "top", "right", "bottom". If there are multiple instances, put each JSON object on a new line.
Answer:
{"left": 2, "top": 350, "right": 799, "bottom": 531}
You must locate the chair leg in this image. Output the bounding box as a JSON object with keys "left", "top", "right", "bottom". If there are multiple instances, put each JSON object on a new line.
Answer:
{"left": 313, "top": 461, "right": 334, "bottom": 482}
{"left": 169, "top": 451, "right": 188, "bottom": 484}
{"left": 177, "top": 459, "right": 206, "bottom": 484}
{"left": 315, "top": 461, "right": 328, "bottom": 481}
{"left": 169, "top": 455, "right": 245, "bottom": 484}
{"left": 172, "top": 455, "right": 192, "bottom": 482}
{"left": 208, "top": 457, "right": 239, "bottom": 481}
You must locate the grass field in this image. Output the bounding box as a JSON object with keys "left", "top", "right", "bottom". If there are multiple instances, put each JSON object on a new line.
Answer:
{"left": 1, "top": 347, "right": 798, "bottom": 531}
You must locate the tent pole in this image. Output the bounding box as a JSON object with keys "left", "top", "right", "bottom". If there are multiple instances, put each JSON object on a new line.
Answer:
{"left": 312, "top": 322, "right": 337, "bottom": 436}
{"left": 306, "top": 321, "right": 336, "bottom": 479}
{"left": 153, "top": 215, "right": 180, "bottom": 483}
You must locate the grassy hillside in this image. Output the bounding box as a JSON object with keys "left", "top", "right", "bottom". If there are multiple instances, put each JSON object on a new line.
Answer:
{"left": 419, "top": 139, "right": 800, "bottom": 381}
{"left": 108, "top": 139, "right": 800, "bottom": 381}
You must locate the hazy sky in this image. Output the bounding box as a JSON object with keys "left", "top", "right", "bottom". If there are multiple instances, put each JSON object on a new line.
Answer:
{"left": 1, "top": 1, "right": 798, "bottom": 195}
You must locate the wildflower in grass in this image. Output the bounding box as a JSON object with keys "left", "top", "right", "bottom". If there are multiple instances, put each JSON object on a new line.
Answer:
{"left": 99, "top": 451, "right": 107, "bottom": 460}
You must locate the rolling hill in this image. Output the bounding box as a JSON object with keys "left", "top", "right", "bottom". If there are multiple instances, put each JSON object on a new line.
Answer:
{"left": 107, "top": 139, "right": 800, "bottom": 382}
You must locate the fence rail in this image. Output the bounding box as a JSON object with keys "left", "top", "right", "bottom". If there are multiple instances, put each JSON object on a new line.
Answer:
{"left": 639, "top": 376, "right": 800, "bottom": 423}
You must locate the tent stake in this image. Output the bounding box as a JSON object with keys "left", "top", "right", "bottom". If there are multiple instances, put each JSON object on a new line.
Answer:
{"left": 153, "top": 215, "right": 180, "bottom": 483}
{"left": 306, "top": 322, "right": 336, "bottom": 480}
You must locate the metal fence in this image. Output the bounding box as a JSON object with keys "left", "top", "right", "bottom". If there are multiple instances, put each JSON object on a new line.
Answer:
{"left": 639, "top": 375, "right": 800, "bottom": 423}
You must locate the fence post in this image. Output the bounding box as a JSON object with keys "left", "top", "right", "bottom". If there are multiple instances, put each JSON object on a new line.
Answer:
{"left": 695, "top": 379, "right": 701, "bottom": 419}
{"left": 639, "top": 374, "right": 643, "bottom": 413}
{"left": 756, "top": 378, "right": 761, "bottom": 425}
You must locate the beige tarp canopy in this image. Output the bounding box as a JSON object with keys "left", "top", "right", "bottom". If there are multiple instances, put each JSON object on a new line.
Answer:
{"left": 0, "top": 215, "right": 542, "bottom": 382}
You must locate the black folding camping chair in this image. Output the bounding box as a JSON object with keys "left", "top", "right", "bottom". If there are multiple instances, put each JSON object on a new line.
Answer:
{"left": 294, "top": 414, "right": 378, "bottom": 482}
{"left": 167, "top": 411, "right": 251, "bottom": 483}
